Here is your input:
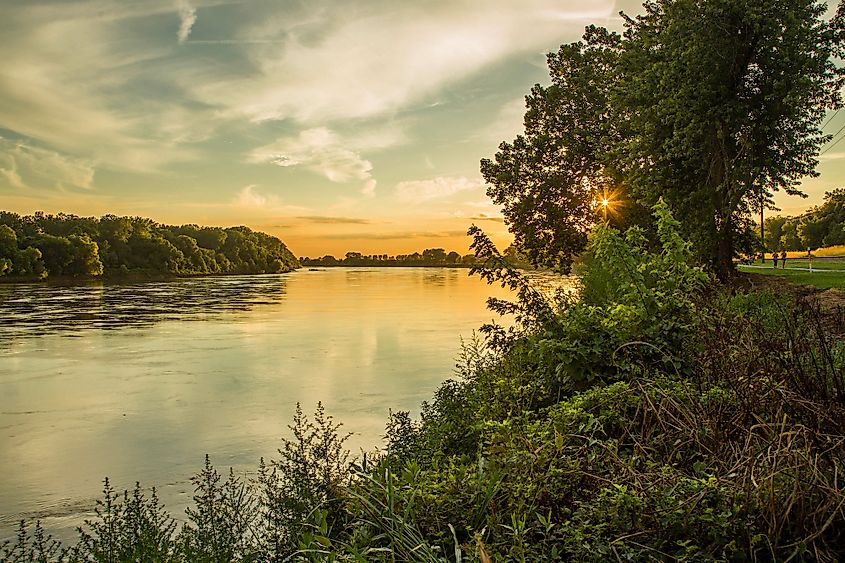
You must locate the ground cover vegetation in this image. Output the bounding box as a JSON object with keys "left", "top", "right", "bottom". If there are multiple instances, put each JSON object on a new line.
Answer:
{"left": 5, "top": 201, "right": 845, "bottom": 561}
{"left": 0, "top": 211, "right": 299, "bottom": 279}
{"left": 5, "top": 0, "right": 845, "bottom": 560}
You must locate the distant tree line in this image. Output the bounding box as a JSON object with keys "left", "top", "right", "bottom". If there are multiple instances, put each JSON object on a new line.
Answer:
{"left": 763, "top": 189, "right": 845, "bottom": 251}
{"left": 0, "top": 211, "right": 299, "bottom": 280}
{"left": 301, "top": 246, "right": 532, "bottom": 268}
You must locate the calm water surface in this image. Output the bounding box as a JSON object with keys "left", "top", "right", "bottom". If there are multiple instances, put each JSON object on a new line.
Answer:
{"left": 0, "top": 268, "right": 565, "bottom": 541}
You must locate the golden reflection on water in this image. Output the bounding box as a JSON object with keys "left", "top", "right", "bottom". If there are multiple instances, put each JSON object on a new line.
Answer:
{"left": 0, "top": 267, "right": 574, "bottom": 541}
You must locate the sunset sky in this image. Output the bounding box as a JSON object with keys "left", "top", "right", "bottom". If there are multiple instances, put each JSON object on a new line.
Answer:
{"left": 2, "top": 0, "right": 844, "bottom": 257}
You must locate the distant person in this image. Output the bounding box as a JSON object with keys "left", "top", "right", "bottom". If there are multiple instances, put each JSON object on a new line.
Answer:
{"left": 772, "top": 252, "right": 778, "bottom": 268}
{"left": 781, "top": 250, "right": 788, "bottom": 269}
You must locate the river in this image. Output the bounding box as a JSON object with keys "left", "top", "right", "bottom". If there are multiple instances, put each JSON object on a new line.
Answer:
{"left": 0, "top": 267, "right": 571, "bottom": 543}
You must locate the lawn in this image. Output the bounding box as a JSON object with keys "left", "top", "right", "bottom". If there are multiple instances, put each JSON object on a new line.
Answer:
{"left": 738, "top": 263, "right": 845, "bottom": 289}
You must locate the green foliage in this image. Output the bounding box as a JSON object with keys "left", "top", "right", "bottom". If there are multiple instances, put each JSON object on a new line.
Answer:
{"left": 9, "top": 193, "right": 845, "bottom": 560}
{"left": 484, "top": 0, "right": 845, "bottom": 277}
{"left": 615, "top": 0, "right": 843, "bottom": 277}
{"left": 256, "top": 402, "right": 351, "bottom": 558}
{"left": 765, "top": 188, "right": 845, "bottom": 251}
{"left": 10, "top": 273, "right": 845, "bottom": 561}
{"left": 0, "top": 211, "right": 299, "bottom": 279}
{"left": 463, "top": 200, "right": 710, "bottom": 423}
{"left": 0, "top": 521, "right": 65, "bottom": 563}
{"left": 481, "top": 24, "right": 621, "bottom": 273}
{"left": 383, "top": 202, "right": 845, "bottom": 560}
{"left": 5, "top": 405, "right": 357, "bottom": 562}
{"left": 179, "top": 456, "right": 258, "bottom": 562}
{"left": 339, "top": 469, "right": 452, "bottom": 562}
{"left": 73, "top": 480, "right": 177, "bottom": 562}
{"left": 302, "top": 248, "right": 478, "bottom": 268}
{"left": 68, "top": 234, "right": 103, "bottom": 276}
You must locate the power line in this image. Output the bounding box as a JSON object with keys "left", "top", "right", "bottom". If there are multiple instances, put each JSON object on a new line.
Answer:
{"left": 819, "top": 119, "right": 845, "bottom": 156}
{"left": 825, "top": 119, "right": 845, "bottom": 142}
{"left": 820, "top": 131, "right": 845, "bottom": 156}
{"left": 820, "top": 107, "right": 841, "bottom": 131}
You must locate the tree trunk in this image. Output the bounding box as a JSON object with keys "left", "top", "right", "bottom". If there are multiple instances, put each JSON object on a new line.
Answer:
{"left": 714, "top": 215, "right": 735, "bottom": 281}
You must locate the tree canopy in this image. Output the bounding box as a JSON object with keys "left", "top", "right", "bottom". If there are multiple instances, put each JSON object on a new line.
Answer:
{"left": 483, "top": 0, "right": 845, "bottom": 278}
{"left": 482, "top": 25, "right": 621, "bottom": 272}
{"left": 0, "top": 211, "right": 299, "bottom": 279}
{"left": 764, "top": 188, "right": 845, "bottom": 250}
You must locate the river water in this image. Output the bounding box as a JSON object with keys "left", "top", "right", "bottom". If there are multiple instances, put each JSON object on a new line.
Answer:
{"left": 0, "top": 267, "right": 568, "bottom": 542}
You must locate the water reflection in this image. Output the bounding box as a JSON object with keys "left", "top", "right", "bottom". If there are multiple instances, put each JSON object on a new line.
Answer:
{"left": 0, "top": 275, "right": 289, "bottom": 340}
{"left": 0, "top": 268, "right": 572, "bottom": 543}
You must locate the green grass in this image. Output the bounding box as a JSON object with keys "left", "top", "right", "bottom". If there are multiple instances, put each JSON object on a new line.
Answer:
{"left": 738, "top": 263, "right": 845, "bottom": 289}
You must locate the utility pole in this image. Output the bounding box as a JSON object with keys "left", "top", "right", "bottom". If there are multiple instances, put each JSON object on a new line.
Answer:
{"left": 760, "top": 187, "right": 765, "bottom": 263}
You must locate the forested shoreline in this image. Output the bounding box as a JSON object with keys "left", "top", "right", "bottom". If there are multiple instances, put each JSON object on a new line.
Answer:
{"left": 5, "top": 202, "right": 845, "bottom": 561}
{"left": 5, "top": 0, "right": 845, "bottom": 559}
{"left": 0, "top": 212, "right": 299, "bottom": 281}
{"left": 300, "top": 246, "right": 532, "bottom": 269}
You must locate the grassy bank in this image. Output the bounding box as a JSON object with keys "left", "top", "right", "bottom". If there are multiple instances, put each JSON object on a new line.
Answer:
{"left": 5, "top": 204, "right": 845, "bottom": 562}
{"left": 738, "top": 263, "right": 845, "bottom": 289}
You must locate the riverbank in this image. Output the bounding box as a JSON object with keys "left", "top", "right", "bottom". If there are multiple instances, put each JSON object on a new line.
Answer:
{"left": 0, "top": 267, "right": 524, "bottom": 547}
{"left": 6, "top": 208, "right": 844, "bottom": 561}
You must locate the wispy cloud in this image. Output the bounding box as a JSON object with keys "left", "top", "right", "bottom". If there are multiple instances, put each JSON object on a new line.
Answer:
{"left": 177, "top": 0, "right": 197, "bottom": 44}
{"left": 469, "top": 213, "right": 505, "bottom": 223}
{"left": 230, "top": 185, "right": 312, "bottom": 217}
{"left": 297, "top": 216, "right": 372, "bottom": 225}
{"left": 0, "top": 138, "right": 95, "bottom": 191}
{"left": 249, "top": 127, "right": 403, "bottom": 196}
{"left": 819, "top": 151, "right": 845, "bottom": 162}
{"left": 249, "top": 128, "right": 372, "bottom": 182}
{"left": 0, "top": 0, "right": 618, "bottom": 217}
{"left": 395, "top": 176, "right": 485, "bottom": 203}
{"left": 234, "top": 184, "right": 270, "bottom": 207}
{"left": 322, "top": 230, "right": 467, "bottom": 240}
{"left": 477, "top": 97, "right": 528, "bottom": 145}
{"left": 197, "top": 0, "right": 615, "bottom": 123}
{"left": 0, "top": 1, "right": 215, "bottom": 172}
{"left": 0, "top": 156, "right": 23, "bottom": 189}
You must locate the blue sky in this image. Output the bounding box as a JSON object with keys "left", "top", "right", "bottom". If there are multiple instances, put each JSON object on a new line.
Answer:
{"left": 0, "top": 0, "right": 842, "bottom": 256}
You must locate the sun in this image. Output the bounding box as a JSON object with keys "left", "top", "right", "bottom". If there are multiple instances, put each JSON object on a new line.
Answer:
{"left": 595, "top": 188, "right": 622, "bottom": 222}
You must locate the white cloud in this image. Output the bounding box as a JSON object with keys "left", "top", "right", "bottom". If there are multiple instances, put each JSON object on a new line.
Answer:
{"left": 361, "top": 179, "right": 377, "bottom": 198}
{"left": 249, "top": 127, "right": 403, "bottom": 196}
{"left": 235, "top": 184, "right": 268, "bottom": 207}
{"left": 177, "top": 0, "right": 197, "bottom": 44}
{"left": 446, "top": 210, "right": 504, "bottom": 222}
{"left": 478, "top": 97, "right": 528, "bottom": 144}
{"left": 231, "top": 184, "right": 312, "bottom": 216}
{"left": 0, "top": 2, "right": 214, "bottom": 172}
{"left": 820, "top": 151, "right": 845, "bottom": 161}
{"left": 0, "top": 0, "right": 615, "bottom": 179}
{"left": 395, "top": 176, "right": 485, "bottom": 203}
{"left": 0, "top": 158, "right": 23, "bottom": 189}
{"left": 197, "top": 0, "right": 615, "bottom": 123}
{"left": 0, "top": 138, "right": 95, "bottom": 191}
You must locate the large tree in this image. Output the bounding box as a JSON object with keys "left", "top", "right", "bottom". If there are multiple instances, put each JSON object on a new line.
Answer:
{"left": 482, "top": 26, "right": 622, "bottom": 272}
{"left": 619, "top": 0, "right": 844, "bottom": 278}
{"left": 484, "top": 0, "right": 845, "bottom": 278}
